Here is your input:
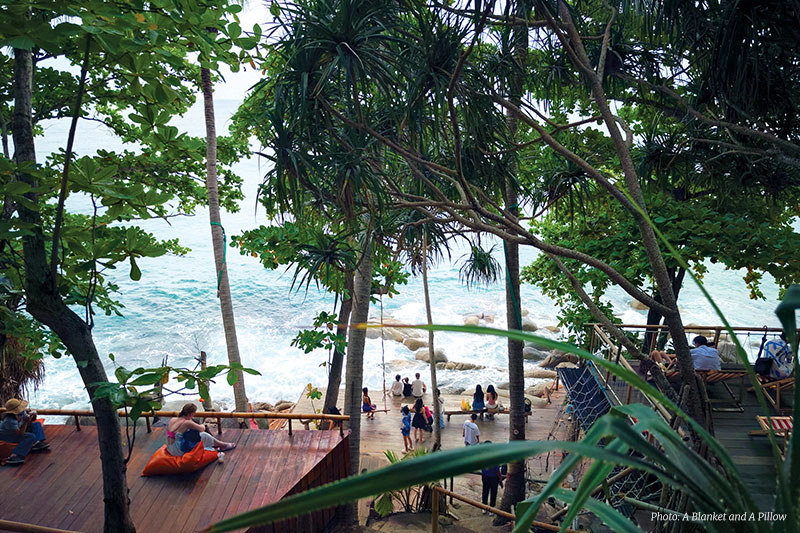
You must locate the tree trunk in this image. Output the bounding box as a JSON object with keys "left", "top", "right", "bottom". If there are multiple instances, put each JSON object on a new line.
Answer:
{"left": 323, "top": 269, "right": 354, "bottom": 414}
{"left": 201, "top": 68, "right": 247, "bottom": 415}
{"left": 342, "top": 241, "right": 373, "bottom": 524}
{"left": 12, "top": 47, "right": 136, "bottom": 533}
{"left": 643, "top": 267, "right": 686, "bottom": 353}
{"left": 497, "top": 3, "right": 528, "bottom": 516}
{"left": 422, "top": 233, "right": 441, "bottom": 448}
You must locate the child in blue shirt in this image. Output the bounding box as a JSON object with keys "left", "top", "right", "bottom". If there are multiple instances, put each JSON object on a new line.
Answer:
{"left": 400, "top": 405, "right": 412, "bottom": 452}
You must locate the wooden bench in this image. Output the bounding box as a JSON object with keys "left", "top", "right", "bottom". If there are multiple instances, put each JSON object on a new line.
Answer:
{"left": 443, "top": 409, "right": 532, "bottom": 423}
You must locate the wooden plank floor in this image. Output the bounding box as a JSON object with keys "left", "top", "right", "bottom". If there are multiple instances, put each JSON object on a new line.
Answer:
{"left": 0, "top": 425, "right": 344, "bottom": 532}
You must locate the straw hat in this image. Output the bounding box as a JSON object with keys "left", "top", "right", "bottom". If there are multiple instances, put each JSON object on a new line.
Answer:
{"left": 3, "top": 398, "right": 28, "bottom": 415}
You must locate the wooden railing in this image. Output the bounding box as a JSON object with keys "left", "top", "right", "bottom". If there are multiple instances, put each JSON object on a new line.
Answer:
{"left": 430, "top": 486, "right": 580, "bottom": 533}
{"left": 0, "top": 408, "right": 349, "bottom": 436}
{"left": 0, "top": 519, "right": 78, "bottom": 533}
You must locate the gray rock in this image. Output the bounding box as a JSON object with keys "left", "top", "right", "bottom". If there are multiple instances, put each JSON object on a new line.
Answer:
{"left": 415, "top": 348, "right": 448, "bottom": 363}
{"left": 403, "top": 338, "right": 429, "bottom": 351}
{"left": 524, "top": 367, "right": 557, "bottom": 379}
{"left": 522, "top": 318, "right": 538, "bottom": 332}
{"left": 523, "top": 346, "right": 549, "bottom": 361}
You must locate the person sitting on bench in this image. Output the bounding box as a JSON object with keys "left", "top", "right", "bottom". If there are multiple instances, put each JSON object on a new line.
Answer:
{"left": 0, "top": 398, "right": 49, "bottom": 466}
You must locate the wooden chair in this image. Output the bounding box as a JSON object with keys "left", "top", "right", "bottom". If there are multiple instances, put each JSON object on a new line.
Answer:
{"left": 752, "top": 376, "right": 795, "bottom": 414}
{"left": 664, "top": 369, "right": 747, "bottom": 412}
{"left": 752, "top": 415, "right": 793, "bottom": 458}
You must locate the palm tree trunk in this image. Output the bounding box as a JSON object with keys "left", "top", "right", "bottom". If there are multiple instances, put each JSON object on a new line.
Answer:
{"left": 323, "top": 269, "right": 354, "bottom": 414}
{"left": 422, "top": 233, "right": 441, "bottom": 447}
{"left": 201, "top": 68, "right": 247, "bottom": 414}
{"left": 12, "top": 47, "right": 136, "bottom": 533}
{"left": 342, "top": 241, "right": 373, "bottom": 524}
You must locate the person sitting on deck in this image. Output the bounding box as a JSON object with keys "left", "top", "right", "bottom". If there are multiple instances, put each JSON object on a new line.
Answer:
{"left": 166, "top": 403, "right": 235, "bottom": 457}
{"left": 390, "top": 374, "right": 403, "bottom": 396}
{"left": 485, "top": 385, "right": 499, "bottom": 419}
{"left": 362, "top": 388, "right": 376, "bottom": 420}
{"left": 650, "top": 350, "right": 676, "bottom": 368}
{"left": 402, "top": 377, "right": 413, "bottom": 397}
{"left": 690, "top": 336, "right": 721, "bottom": 371}
{"left": 472, "top": 385, "right": 486, "bottom": 418}
{"left": 762, "top": 333, "right": 794, "bottom": 380}
{"left": 0, "top": 398, "right": 49, "bottom": 466}
{"left": 411, "top": 373, "right": 427, "bottom": 398}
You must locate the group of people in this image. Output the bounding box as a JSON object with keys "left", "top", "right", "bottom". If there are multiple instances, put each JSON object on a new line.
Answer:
{"left": 469, "top": 384, "right": 501, "bottom": 419}
{"left": 400, "top": 393, "right": 444, "bottom": 451}
{"left": 390, "top": 373, "right": 427, "bottom": 399}
{"left": 651, "top": 332, "right": 794, "bottom": 379}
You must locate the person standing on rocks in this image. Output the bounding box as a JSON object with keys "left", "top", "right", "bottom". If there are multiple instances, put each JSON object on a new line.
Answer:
{"left": 411, "top": 373, "right": 427, "bottom": 398}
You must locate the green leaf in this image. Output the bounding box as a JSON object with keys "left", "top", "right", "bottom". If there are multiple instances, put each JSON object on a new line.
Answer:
{"left": 775, "top": 284, "right": 799, "bottom": 353}
{"left": 129, "top": 373, "right": 164, "bottom": 386}
{"left": 129, "top": 257, "right": 141, "bottom": 280}
{"left": 269, "top": 2, "right": 280, "bottom": 17}
{"left": 226, "top": 371, "right": 238, "bottom": 386}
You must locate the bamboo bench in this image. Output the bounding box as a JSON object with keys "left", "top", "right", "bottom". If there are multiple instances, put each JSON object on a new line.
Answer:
{"left": 443, "top": 408, "right": 532, "bottom": 422}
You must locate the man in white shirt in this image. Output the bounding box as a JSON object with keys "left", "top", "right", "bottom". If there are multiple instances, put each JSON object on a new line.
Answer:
{"left": 690, "top": 336, "right": 721, "bottom": 371}
{"left": 411, "top": 373, "right": 427, "bottom": 398}
{"left": 463, "top": 414, "right": 480, "bottom": 446}
{"left": 390, "top": 374, "right": 403, "bottom": 396}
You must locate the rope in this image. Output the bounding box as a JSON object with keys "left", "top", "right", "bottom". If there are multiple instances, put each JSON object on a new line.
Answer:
{"left": 502, "top": 240, "right": 523, "bottom": 329}
{"left": 380, "top": 292, "right": 387, "bottom": 410}
{"left": 210, "top": 221, "right": 226, "bottom": 294}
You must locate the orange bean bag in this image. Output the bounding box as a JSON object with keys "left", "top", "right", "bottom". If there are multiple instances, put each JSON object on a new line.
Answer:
{"left": 0, "top": 441, "right": 16, "bottom": 465}
{"left": 141, "top": 442, "right": 219, "bottom": 476}
{"left": 0, "top": 418, "right": 45, "bottom": 465}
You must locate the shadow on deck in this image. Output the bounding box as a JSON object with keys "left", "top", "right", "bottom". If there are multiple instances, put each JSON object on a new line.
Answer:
{"left": 0, "top": 424, "right": 349, "bottom": 532}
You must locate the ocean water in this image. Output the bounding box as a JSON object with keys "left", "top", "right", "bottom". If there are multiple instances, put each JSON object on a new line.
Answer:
{"left": 28, "top": 99, "right": 784, "bottom": 411}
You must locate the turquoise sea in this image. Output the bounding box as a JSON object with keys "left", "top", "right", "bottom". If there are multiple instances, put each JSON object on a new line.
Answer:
{"left": 29, "top": 98, "right": 784, "bottom": 410}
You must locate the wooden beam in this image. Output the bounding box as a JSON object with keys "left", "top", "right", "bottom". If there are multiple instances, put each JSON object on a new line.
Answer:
{"left": 0, "top": 519, "right": 79, "bottom": 533}
{"left": 0, "top": 408, "right": 348, "bottom": 422}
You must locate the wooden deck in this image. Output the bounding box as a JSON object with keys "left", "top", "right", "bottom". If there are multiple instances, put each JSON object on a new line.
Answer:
{"left": 0, "top": 425, "right": 348, "bottom": 532}
{"left": 606, "top": 367, "right": 780, "bottom": 511}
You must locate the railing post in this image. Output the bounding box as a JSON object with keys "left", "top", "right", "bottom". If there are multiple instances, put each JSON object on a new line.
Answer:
{"left": 74, "top": 415, "right": 80, "bottom": 431}
{"left": 217, "top": 417, "right": 222, "bottom": 435}
{"left": 288, "top": 418, "right": 293, "bottom": 436}
{"left": 145, "top": 415, "right": 151, "bottom": 433}
{"left": 712, "top": 327, "right": 722, "bottom": 347}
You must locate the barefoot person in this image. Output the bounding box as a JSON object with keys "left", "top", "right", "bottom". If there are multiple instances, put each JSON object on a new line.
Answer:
{"left": 362, "top": 387, "right": 376, "bottom": 420}
{"left": 0, "top": 398, "right": 49, "bottom": 466}
{"left": 166, "top": 403, "right": 235, "bottom": 457}
{"left": 411, "top": 398, "right": 427, "bottom": 443}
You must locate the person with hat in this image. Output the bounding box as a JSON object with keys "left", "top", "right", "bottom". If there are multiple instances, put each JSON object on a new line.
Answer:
{"left": 1, "top": 398, "right": 49, "bottom": 466}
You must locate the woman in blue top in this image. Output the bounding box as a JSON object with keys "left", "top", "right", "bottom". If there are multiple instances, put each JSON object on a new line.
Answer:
{"left": 472, "top": 384, "right": 485, "bottom": 416}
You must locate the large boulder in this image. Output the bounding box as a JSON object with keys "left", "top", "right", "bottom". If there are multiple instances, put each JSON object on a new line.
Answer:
{"left": 525, "top": 382, "right": 553, "bottom": 398}
{"left": 524, "top": 367, "right": 557, "bottom": 379}
{"left": 685, "top": 323, "right": 714, "bottom": 340}
{"left": 522, "top": 318, "right": 538, "bottom": 332}
{"left": 525, "top": 339, "right": 553, "bottom": 351}
{"left": 555, "top": 362, "right": 578, "bottom": 369}
{"left": 526, "top": 395, "right": 550, "bottom": 409}
{"left": 717, "top": 341, "right": 740, "bottom": 364}
{"left": 540, "top": 350, "right": 579, "bottom": 368}
{"left": 464, "top": 316, "right": 480, "bottom": 326}
{"left": 630, "top": 300, "right": 649, "bottom": 311}
{"left": 436, "top": 361, "right": 484, "bottom": 370}
{"left": 403, "top": 338, "right": 429, "bottom": 351}
{"left": 523, "top": 346, "right": 549, "bottom": 361}
{"left": 387, "top": 358, "right": 421, "bottom": 370}
{"left": 521, "top": 307, "right": 530, "bottom": 317}
{"left": 543, "top": 325, "right": 561, "bottom": 333}
{"left": 415, "top": 348, "right": 448, "bottom": 363}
